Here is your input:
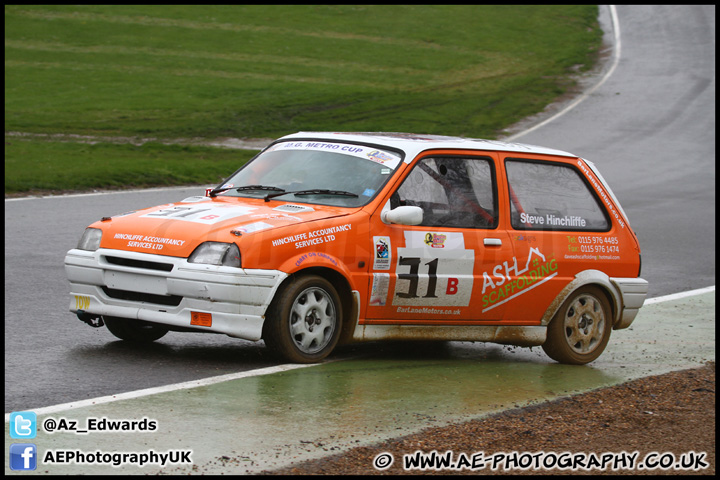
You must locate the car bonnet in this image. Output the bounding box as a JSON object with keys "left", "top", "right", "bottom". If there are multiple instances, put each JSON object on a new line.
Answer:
{"left": 92, "top": 195, "right": 352, "bottom": 258}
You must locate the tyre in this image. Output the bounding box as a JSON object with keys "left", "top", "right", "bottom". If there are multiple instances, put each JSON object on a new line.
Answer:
{"left": 542, "top": 286, "right": 612, "bottom": 365}
{"left": 264, "top": 275, "right": 342, "bottom": 363}
{"left": 104, "top": 316, "right": 169, "bottom": 342}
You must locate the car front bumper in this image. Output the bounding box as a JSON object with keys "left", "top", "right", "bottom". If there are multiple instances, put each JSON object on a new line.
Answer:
{"left": 64, "top": 248, "right": 287, "bottom": 340}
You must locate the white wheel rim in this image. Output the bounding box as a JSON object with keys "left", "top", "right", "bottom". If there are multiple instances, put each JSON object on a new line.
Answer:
{"left": 289, "top": 287, "right": 336, "bottom": 354}
{"left": 562, "top": 293, "right": 606, "bottom": 355}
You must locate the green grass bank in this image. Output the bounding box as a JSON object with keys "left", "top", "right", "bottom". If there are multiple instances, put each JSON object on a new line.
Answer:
{"left": 5, "top": 5, "right": 602, "bottom": 195}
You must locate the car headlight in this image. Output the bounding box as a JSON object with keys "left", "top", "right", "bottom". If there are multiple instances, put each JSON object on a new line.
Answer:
{"left": 188, "top": 242, "right": 241, "bottom": 267}
{"left": 77, "top": 228, "right": 103, "bottom": 251}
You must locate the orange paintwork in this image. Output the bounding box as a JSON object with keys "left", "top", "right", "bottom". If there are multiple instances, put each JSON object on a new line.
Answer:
{"left": 88, "top": 146, "right": 642, "bottom": 329}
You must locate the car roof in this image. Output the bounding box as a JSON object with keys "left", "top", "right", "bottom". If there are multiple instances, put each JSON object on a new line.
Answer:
{"left": 278, "top": 131, "right": 579, "bottom": 162}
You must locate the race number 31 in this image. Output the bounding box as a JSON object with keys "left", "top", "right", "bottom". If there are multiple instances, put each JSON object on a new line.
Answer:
{"left": 393, "top": 233, "right": 474, "bottom": 308}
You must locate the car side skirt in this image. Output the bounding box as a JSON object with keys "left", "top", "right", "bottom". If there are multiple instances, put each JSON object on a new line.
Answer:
{"left": 351, "top": 324, "right": 546, "bottom": 347}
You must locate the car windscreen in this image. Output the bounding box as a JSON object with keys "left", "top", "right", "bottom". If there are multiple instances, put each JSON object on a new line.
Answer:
{"left": 218, "top": 141, "right": 403, "bottom": 207}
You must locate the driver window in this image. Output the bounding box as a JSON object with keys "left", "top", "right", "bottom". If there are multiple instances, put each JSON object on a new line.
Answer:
{"left": 393, "top": 156, "right": 497, "bottom": 228}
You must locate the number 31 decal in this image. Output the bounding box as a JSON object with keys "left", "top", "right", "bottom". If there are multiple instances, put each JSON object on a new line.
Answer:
{"left": 396, "top": 257, "right": 440, "bottom": 298}
{"left": 393, "top": 239, "right": 474, "bottom": 308}
{"left": 141, "top": 204, "right": 257, "bottom": 224}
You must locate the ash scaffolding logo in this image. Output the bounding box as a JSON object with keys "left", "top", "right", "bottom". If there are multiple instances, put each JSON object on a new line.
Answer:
{"left": 480, "top": 247, "right": 558, "bottom": 312}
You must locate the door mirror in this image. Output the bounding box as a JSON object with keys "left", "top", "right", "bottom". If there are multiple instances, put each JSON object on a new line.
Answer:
{"left": 381, "top": 206, "right": 423, "bottom": 225}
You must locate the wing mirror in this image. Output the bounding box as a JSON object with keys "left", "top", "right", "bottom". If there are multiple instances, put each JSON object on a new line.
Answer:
{"left": 381, "top": 206, "right": 423, "bottom": 225}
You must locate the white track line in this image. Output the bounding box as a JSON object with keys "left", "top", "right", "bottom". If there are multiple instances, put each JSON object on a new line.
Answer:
{"left": 4, "top": 185, "right": 211, "bottom": 202}
{"left": 5, "top": 363, "right": 316, "bottom": 420}
{"left": 505, "top": 5, "right": 622, "bottom": 142}
{"left": 644, "top": 285, "right": 715, "bottom": 305}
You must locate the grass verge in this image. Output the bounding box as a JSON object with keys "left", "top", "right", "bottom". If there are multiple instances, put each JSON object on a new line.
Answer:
{"left": 5, "top": 5, "right": 602, "bottom": 195}
{"left": 4, "top": 140, "right": 257, "bottom": 195}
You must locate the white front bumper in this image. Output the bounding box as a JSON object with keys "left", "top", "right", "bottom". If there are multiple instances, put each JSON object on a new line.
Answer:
{"left": 65, "top": 248, "right": 287, "bottom": 341}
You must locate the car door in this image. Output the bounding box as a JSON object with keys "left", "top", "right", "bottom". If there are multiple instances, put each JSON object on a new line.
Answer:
{"left": 501, "top": 156, "right": 613, "bottom": 324}
{"left": 364, "top": 152, "right": 514, "bottom": 324}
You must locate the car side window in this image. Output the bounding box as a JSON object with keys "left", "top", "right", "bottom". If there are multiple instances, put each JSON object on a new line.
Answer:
{"left": 506, "top": 158, "right": 609, "bottom": 231}
{"left": 393, "top": 156, "right": 497, "bottom": 228}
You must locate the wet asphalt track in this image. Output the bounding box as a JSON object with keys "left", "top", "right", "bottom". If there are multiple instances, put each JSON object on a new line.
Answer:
{"left": 3, "top": 291, "right": 715, "bottom": 474}
{"left": 4, "top": 4, "right": 715, "bottom": 475}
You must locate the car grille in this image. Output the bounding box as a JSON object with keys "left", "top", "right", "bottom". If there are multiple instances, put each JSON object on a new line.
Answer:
{"left": 101, "top": 287, "right": 183, "bottom": 307}
{"left": 104, "top": 255, "right": 174, "bottom": 272}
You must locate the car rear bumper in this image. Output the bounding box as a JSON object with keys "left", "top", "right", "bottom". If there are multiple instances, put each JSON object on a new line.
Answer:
{"left": 65, "top": 248, "right": 287, "bottom": 340}
{"left": 610, "top": 277, "right": 649, "bottom": 329}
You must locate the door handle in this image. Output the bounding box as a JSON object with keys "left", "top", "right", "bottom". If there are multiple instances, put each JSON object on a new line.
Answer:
{"left": 484, "top": 238, "right": 502, "bottom": 246}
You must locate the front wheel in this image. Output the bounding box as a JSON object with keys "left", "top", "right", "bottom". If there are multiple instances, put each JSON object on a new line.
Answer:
{"left": 104, "top": 316, "right": 169, "bottom": 342}
{"left": 542, "top": 286, "right": 612, "bottom": 365}
{"left": 264, "top": 275, "right": 342, "bottom": 363}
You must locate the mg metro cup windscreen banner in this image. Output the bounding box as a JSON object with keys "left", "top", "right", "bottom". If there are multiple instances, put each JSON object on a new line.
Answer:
{"left": 266, "top": 141, "right": 403, "bottom": 170}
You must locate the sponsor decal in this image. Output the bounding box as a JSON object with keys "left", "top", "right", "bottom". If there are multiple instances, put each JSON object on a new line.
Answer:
{"left": 370, "top": 273, "right": 390, "bottom": 306}
{"left": 393, "top": 232, "right": 474, "bottom": 308}
{"left": 232, "top": 221, "right": 274, "bottom": 235}
{"left": 366, "top": 150, "right": 396, "bottom": 165}
{"left": 251, "top": 212, "right": 303, "bottom": 222}
{"left": 424, "top": 233, "right": 447, "bottom": 248}
{"left": 481, "top": 247, "right": 558, "bottom": 312}
{"left": 577, "top": 160, "right": 625, "bottom": 228}
{"left": 190, "top": 312, "right": 212, "bottom": 327}
{"left": 514, "top": 234, "right": 537, "bottom": 242}
{"left": 373, "top": 236, "right": 391, "bottom": 270}
{"left": 268, "top": 141, "right": 402, "bottom": 169}
{"left": 564, "top": 235, "right": 621, "bottom": 261}
{"left": 271, "top": 223, "right": 352, "bottom": 249}
{"left": 113, "top": 233, "right": 185, "bottom": 251}
{"left": 295, "top": 251, "right": 339, "bottom": 268}
{"left": 141, "top": 204, "right": 256, "bottom": 224}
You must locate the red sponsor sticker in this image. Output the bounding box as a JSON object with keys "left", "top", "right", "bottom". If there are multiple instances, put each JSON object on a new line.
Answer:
{"left": 191, "top": 311, "right": 212, "bottom": 327}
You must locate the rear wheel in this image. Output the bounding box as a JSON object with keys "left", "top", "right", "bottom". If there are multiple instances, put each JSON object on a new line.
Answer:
{"left": 264, "top": 275, "right": 342, "bottom": 363}
{"left": 104, "top": 316, "right": 169, "bottom": 342}
{"left": 542, "top": 286, "right": 612, "bottom": 365}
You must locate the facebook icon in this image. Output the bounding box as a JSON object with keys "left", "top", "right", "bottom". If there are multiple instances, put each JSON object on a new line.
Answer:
{"left": 10, "top": 444, "right": 37, "bottom": 471}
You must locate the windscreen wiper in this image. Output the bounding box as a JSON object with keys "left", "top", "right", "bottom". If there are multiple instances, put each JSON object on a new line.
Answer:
{"left": 264, "top": 189, "right": 358, "bottom": 202}
{"left": 209, "top": 184, "right": 285, "bottom": 198}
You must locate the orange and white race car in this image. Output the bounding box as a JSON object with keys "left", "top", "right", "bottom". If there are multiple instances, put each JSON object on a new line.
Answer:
{"left": 65, "top": 132, "right": 648, "bottom": 364}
